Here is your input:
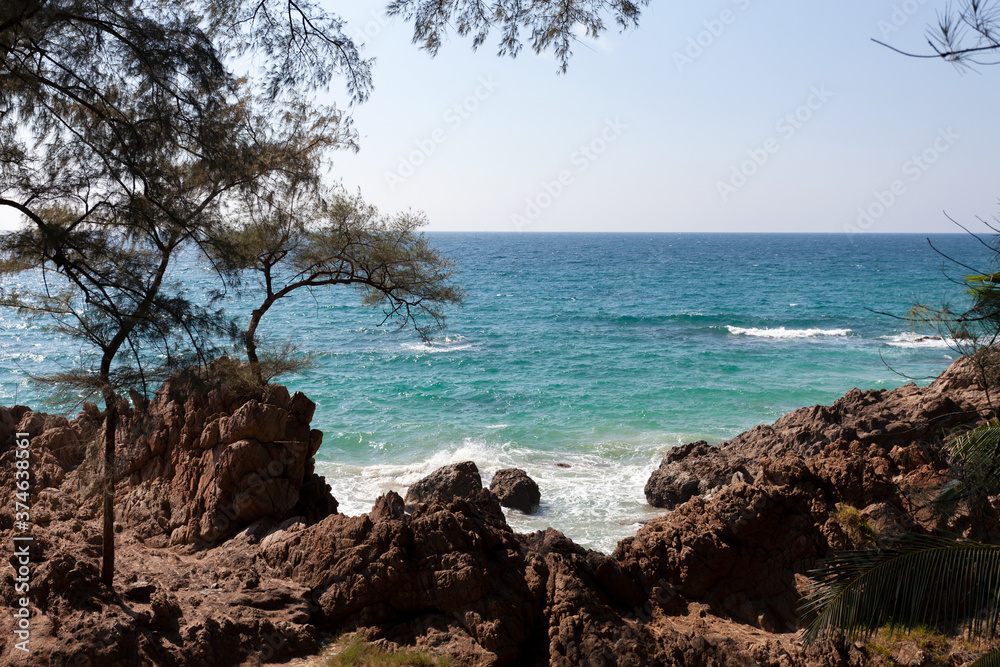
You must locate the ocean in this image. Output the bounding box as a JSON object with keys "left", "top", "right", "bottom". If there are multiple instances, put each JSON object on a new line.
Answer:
{"left": 0, "top": 233, "right": 993, "bottom": 552}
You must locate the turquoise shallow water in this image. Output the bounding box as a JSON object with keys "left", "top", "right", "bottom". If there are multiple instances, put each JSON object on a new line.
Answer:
{"left": 0, "top": 233, "right": 993, "bottom": 552}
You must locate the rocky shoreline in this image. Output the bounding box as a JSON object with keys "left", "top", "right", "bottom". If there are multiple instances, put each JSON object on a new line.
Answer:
{"left": 0, "top": 356, "right": 996, "bottom": 666}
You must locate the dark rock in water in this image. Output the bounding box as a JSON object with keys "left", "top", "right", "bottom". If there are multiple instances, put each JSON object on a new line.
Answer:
{"left": 644, "top": 440, "right": 752, "bottom": 510}
{"left": 490, "top": 468, "right": 541, "bottom": 513}
{"left": 404, "top": 460, "right": 483, "bottom": 508}
{"left": 555, "top": 462, "right": 571, "bottom": 468}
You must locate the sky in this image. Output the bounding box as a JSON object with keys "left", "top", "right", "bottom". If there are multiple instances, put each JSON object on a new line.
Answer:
{"left": 1, "top": 2, "right": 995, "bottom": 234}
{"left": 318, "top": 0, "right": 1000, "bottom": 233}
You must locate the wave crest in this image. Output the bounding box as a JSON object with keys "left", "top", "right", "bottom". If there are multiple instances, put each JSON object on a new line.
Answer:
{"left": 401, "top": 336, "right": 477, "bottom": 354}
{"left": 725, "top": 326, "right": 851, "bottom": 339}
{"left": 881, "top": 332, "right": 956, "bottom": 349}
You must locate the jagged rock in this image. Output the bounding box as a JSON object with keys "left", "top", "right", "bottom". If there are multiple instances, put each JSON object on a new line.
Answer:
{"left": 110, "top": 364, "right": 336, "bottom": 545}
{"left": 219, "top": 400, "right": 288, "bottom": 445}
{"left": 6, "top": 361, "right": 339, "bottom": 548}
{"left": 645, "top": 440, "right": 752, "bottom": 509}
{"left": 519, "top": 528, "right": 660, "bottom": 665}
{"left": 490, "top": 468, "right": 540, "bottom": 513}
{"left": 624, "top": 456, "right": 834, "bottom": 631}
{"left": 0, "top": 355, "right": 994, "bottom": 666}
{"left": 725, "top": 356, "right": 985, "bottom": 460}
{"left": 258, "top": 489, "right": 533, "bottom": 665}
{"left": 404, "top": 461, "right": 484, "bottom": 508}
{"left": 33, "top": 426, "right": 84, "bottom": 470}
{"left": 645, "top": 356, "right": 987, "bottom": 510}
{"left": 17, "top": 409, "right": 45, "bottom": 438}
{"left": 620, "top": 431, "right": 987, "bottom": 635}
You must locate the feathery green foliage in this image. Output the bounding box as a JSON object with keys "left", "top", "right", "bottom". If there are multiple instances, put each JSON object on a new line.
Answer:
{"left": 927, "top": 1, "right": 1000, "bottom": 66}
{"left": 0, "top": 0, "right": 366, "bottom": 589}
{"left": 936, "top": 419, "right": 1000, "bottom": 509}
{"left": 385, "top": 0, "right": 646, "bottom": 73}
{"left": 905, "top": 227, "right": 1000, "bottom": 410}
{"left": 207, "top": 186, "right": 462, "bottom": 382}
{"left": 801, "top": 533, "right": 1000, "bottom": 644}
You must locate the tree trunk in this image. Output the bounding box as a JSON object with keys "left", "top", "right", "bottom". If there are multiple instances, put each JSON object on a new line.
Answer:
{"left": 245, "top": 303, "right": 271, "bottom": 385}
{"left": 100, "top": 393, "right": 118, "bottom": 588}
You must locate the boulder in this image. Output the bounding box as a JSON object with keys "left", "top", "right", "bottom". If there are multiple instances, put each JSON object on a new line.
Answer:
{"left": 645, "top": 441, "right": 752, "bottom": 509}
{"left": 404, "top": 460, "right": 483, "bottom": 507}
{"left": 490, "top": 468, "right": 541, "bottom": 513}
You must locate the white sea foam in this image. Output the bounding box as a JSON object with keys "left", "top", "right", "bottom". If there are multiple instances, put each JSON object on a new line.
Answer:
{"left": 881, "top": 332, "right": 956, "bottom": 349}
{"left": 725, "top": 326, "right": 851, "bottom": 339}
{"left": 316, "top": 434, "right": 691, "bottom": 554}
{"left": 319, "top": 439, "right": 509, "bottom": 518}
{"left": 0, "top": 351, "right": 46, "bottom": 363}
{"left": 400, "top": 335, "right": 477, "bottom": 354}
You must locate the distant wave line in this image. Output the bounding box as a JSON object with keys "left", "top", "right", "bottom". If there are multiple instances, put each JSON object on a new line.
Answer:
{"left": 881, "top": 332, "right": 956, "bottom": 349}
{"left": 725, "top": 326, "right": 852, "bottom": 339}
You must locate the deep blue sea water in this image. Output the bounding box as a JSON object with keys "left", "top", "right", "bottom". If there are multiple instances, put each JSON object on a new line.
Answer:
{"left": 0, "top": 233, "right": 993, "bottom": 552}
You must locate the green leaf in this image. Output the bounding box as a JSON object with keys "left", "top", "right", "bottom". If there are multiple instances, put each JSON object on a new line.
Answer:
{"left": 801, "top": 533, "right": 1000, "bottom": 644}
{"left": 971, "top": 648, "right": 1000, "bottom": 667}
{"left": 938, "top": 420, "right": 1000, "bottom": 505}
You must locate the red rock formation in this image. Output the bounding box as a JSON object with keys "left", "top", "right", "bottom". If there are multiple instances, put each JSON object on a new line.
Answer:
{"left": 645, "top": 355, "right": 989, "bottom": 509}
{"left": 55, "top": 365, "right": 339, "bottom": 546}
{"left": 0, "top": 356, "right": 994, "bottom": 666}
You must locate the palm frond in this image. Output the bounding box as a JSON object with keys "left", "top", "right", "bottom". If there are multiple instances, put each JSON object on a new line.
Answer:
{"left": 938, "top": 419, "right": 1000, "bottom": 506}
{"left": 801, "top": 534, "right": 1000, "bottom": 643}
{"left": 950, "top": 419, "right": 1000, "bottom": 460}
{"left": 972, "top": 648, "right": 1000, "bottom": 667}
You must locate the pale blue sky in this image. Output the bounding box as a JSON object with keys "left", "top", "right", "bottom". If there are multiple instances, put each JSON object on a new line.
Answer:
{"left": 323, "top": 0, "right": 1000, "bottom": 233}
{"left": 1, "top": 2, "right": 993, "bottom": 234}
